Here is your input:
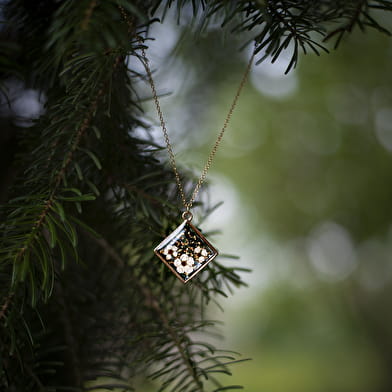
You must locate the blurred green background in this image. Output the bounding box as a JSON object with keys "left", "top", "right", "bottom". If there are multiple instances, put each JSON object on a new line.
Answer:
{"left": 140, "top": 12, "right": 392, "bottom": 392}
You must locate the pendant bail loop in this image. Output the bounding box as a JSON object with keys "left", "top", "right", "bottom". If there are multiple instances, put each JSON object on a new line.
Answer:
{"left": 182, "top": 210, "right": 193, "bottom": 222}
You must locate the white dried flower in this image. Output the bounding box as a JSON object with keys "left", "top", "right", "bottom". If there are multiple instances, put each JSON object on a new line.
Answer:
{"left": 184, "top": 265, "right": 193, "bottom": 275}
{"left": 176, "top": 266, "right": 185, "bottom": 274}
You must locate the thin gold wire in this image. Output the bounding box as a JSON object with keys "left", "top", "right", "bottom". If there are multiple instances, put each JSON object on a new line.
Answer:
{"left": 121, "top": 7, "right": 255, "bottom": 213}
{"left": 140, "top": 43, "right": 255, "bottom": 213}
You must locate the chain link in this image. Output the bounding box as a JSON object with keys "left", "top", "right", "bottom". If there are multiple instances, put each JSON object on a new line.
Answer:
{"left": 138, "top": 35, "right": 255, "bottom": 212}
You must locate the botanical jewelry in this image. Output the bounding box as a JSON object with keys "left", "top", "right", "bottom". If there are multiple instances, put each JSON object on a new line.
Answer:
{"left": 139, "top": 38, "right": 255, "bottom": 283}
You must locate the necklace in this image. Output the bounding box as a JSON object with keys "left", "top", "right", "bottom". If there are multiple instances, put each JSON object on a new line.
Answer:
{"left": 139, "top": 38, "right": 255, "bottom": 283}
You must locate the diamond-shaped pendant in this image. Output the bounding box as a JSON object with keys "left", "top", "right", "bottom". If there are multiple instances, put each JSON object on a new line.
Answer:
{"left": 154, "top": 219, "right": 218, "bottom": 283}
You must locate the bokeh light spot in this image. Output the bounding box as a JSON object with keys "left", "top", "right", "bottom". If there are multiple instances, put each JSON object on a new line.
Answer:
{"left": 306, "top": 222, "right": 357, "bottom": 282}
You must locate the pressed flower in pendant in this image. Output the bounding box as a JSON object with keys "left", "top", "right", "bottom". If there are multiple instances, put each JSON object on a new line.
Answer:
{"left": 174, "top": 255, "right": 195, "bottom": 275}
{"left": 154, "top": 220, "right": 218, "bottom": 283}
{"left": 163, "top": 245, "right": 178, "bottom": 260}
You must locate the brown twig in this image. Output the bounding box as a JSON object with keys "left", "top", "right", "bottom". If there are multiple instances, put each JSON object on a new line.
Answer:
{"left": 81, "top": 0, "right": 98, "bottom": 31}
{"left": 0, "top": 293, "right": 13, "bottom": 321}
{"left": 125, "top": 184, "right": 163, "bottom": 206}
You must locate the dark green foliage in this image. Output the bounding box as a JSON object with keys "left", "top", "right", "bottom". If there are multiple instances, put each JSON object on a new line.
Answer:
{"left": 153, "top": 0, "right": 392, "bottom": 72}
{"left": 0, "top": 0, "right": 391, "bottom": 391}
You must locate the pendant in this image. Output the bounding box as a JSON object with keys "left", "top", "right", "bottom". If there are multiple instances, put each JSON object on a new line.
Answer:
{"left": 154, "top": 212, "right": 218, "bottom": 283}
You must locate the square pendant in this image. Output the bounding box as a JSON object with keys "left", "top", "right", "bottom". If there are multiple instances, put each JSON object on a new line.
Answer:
{"left": 154, "top": 220, "right": 218, "bottom": 283}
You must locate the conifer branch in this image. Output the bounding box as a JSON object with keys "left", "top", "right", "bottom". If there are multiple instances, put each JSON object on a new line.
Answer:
{"left": 145, "top": 290, "right": 204, "bottom": 391}
{"left": 90, "top": 235, "right": 202, "bottom": 389}
{"left": 89, "top": 232, "right": 239, "bottom": 391}
{"left": 324, "top": 0, "right": 371, "bottom": 47}
{"left": 8, "top": 56, "right": 120, "bottom": 301}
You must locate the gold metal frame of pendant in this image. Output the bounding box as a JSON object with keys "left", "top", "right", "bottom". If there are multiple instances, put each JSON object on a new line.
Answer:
{"left": 154, "top": 220, "right": 219, "bottom": 284}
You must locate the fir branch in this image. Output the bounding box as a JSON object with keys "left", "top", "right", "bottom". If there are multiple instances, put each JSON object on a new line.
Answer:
{"left": 1, "top": 49, "right": 124, "bottom": 305}
{"left": 324, "top": 0, "right": 370, "bottom": 48}
{"left": 152, "top": 0, "right": 392, "bottom": 71}
{"left": 89, "top": 232, "right": 244, "bottom": 392}
{"left": 146, "top": 292, "right": 204, "bottom": 391}
{"left": 90, "top": 235, "right": 201, "bottom": 388}
{"left": 7, "top": 83, "right": 102, "bottom": 297}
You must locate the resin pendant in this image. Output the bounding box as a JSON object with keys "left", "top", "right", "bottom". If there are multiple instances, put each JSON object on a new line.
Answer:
{"left": 154, "top": 218, "right": 218, "bottom": 283}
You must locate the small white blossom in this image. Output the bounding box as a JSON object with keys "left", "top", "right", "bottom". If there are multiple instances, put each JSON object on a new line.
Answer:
{"left": 175, "top": 255, "right": 195, "bottom": 274}
{"left": 201, "top": 249, "right": 208, "bottom": 257}
{"left": 194, "top": 246, "right": 201, "bottom": 254}
{"left": 177, "top": 265, "right": 185, "bottom": 274}
{"left": 163, "top": 245, "right": 174, "bottom": 255}
{"left": 166, "top": 254, "right": 172, "bottom": 260}
{"left": 184, "top": 265, "right": 193, "bottom": 275}
{"left": 199, "top": 256, "right": 205, "bottom": 263}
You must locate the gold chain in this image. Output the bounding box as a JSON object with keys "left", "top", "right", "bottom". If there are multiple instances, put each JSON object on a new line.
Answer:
{"left": 140, "top": 43, "right": 255, "bottom": 212}
{"left": 120, "top": 4, "right": 255, "bottom": 213}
